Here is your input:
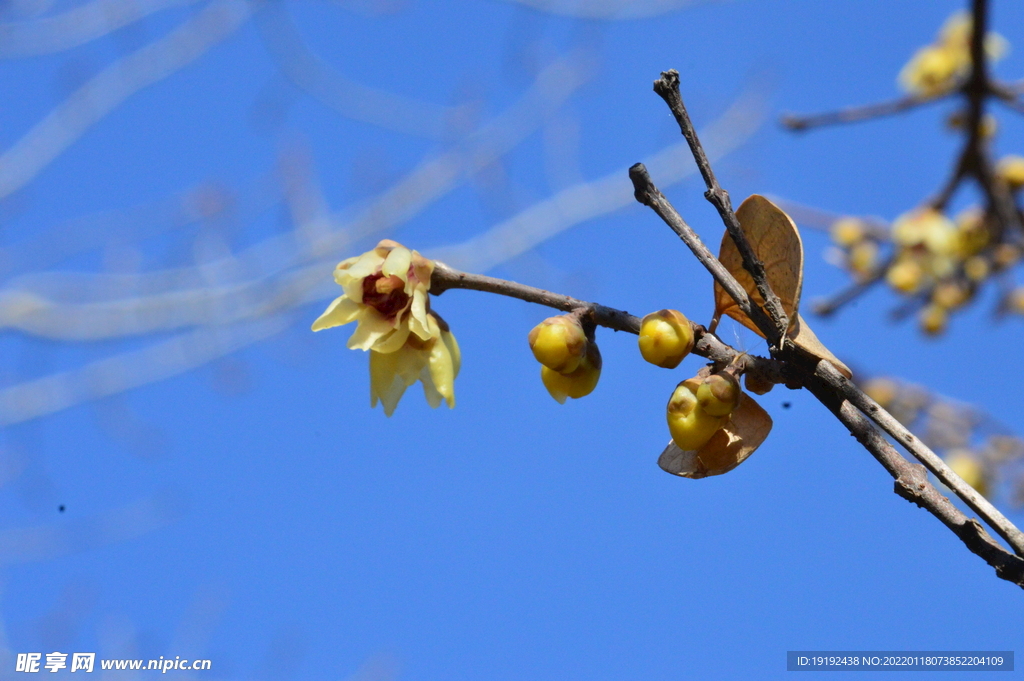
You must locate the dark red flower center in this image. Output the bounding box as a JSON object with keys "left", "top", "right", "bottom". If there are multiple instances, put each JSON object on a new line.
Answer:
{"left": 362, "top": 273, "right": 410, "bottom": 320}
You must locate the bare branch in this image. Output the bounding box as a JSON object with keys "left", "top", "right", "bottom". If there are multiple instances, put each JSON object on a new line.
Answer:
{"left": 780, "top": 93, "right": 945, "bottom": 131}
{"left": 430, "top": 261, "right": 788, "bottom": 382}
{"left": 804, "top": 377, "right": 1024, "bottom": 588}
{"left": 815, "top": 360, "right": 1024, "bottom": 556}
{"left": 627, "top": 163, "right": 776, "bottom": 337}
{"left": 652, "top": 70, "right": 789, "bottom": 344}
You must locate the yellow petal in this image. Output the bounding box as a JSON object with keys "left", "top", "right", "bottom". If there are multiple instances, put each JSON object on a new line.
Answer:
{"left": 427, "top": 334, "right": 456, "bottom": 408}
{"left": 369, "top": 344, "right": 428, "bottom": 416}
{"left": 371, "top": 324, "right": 412, "bottom": 354}
{"left": 408, "top": 290, "right": 433, "bottom": 340}
{"left": 332, "top": 256, "right": 360, "bottom": 285}
{"left": 340, "top": 251, "right": 385, "bottom": 302}
{"left": 410, "top": 251, "right": 435, "bottom": 288}
{"left": 346, "top": 310, "right": 396, "bottom": 350}
{"left": 442, "top": 329, "right": 461, "bottom": 378}
{"left": 311, "top": 296, "right": 362, "bottom": 332}
{"left": 382, "top": 246, "right": 413, "bottom": 280}
{"left": 369, "top": 349, "right": 407, "bottom": 417}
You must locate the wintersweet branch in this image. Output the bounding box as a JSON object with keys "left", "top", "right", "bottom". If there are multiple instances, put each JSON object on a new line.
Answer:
{"left": 626, "top": 163, "right": 774, "bottom": 337}
{"left": 632, "top": 64, "right": 1024, "bottom": 587}
{"left": 805, "top": 377, "right": 1024, "bottom": 585}
{"left": 429, "top": 261, "right": 788, "bottom": 384}
{"left": 815, "top": 360, "right": 1024, "bottom": 556}
{"left": 651, "top": 70, "right": 790, "bottom": 345}
{"left": 781, "top": 93, "right": 946, "bottom": 131}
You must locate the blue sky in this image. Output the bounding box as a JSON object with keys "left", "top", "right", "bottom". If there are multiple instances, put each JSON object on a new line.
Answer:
{"left": 1, "top": 0, "right": 1023, "bottom": 679}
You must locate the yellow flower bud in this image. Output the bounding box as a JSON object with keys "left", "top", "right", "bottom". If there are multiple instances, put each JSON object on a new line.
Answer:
{"left": 993, "top": 244, "right": 1021, "bottom": 269}
{"left": 696, "top": 372, "right": 742, "bottom": 417}
{"left": 945, "top": 450, "right": 990, "bottom": 498}
{"left": 954, "top": 208, "right": 990, "bottom": 257}
{"left": 886, "top": 257, "right": 924, "bottom": 294}
{"left": 848, "top": 240, "right": 879, "bottom": 278}
{"left": 528, "top": 315, "right": 587, "bottom": 374}
{"left": 541, "top": 342, "right": 601, "bottom": 404}
{"left": 964, "top": 255, "right": 990, "bottom": 282}
{"left": 932, "top": 281, "right": 970, "bottom": 309}
{"left": 997, "top": 155, "right": 1024, "bottom": 191}
{"left": 919, "top": 303, "right": 948, "bottom": 336}
{"left": 891, "top": 208, "right": 956, "bottom": 252}
{"left": 899, "top": 45, "right": 962, "bottom": 96}
{"left": 831, "top": 217, "right": 866, "bottom": 248}
{"left": 862, "top": 377, "right": 899, "bottom": 409}
{"left": 638, "top": 309, "right": 694, "bottom": 369}
{"left": 666, "top": 379, "right": 729, "bottom": 451}
{"left": 1008, "top": 288, "right": 1024, "bottom": 315}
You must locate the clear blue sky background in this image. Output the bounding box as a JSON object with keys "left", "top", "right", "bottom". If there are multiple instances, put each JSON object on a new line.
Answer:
{"left": 2, "top": 0, "right": 1023, "bottom": 678}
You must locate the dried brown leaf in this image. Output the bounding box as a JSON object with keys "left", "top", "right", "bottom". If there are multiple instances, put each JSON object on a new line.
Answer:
{"left": 790, "top": 314, "right": 853, "bottom": 379}
{"left": 658, "top": 393, "right": 773, "bottom": 478}
{"left": 711, "top": 194, "right": 852, "bottom": 379}
{"left": 713, "top": 194, "right": 803, "bottom": 336}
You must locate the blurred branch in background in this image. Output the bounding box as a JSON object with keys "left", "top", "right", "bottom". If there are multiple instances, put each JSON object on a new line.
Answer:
{"left": 0, "top": 80, "right": 765, "bottom": 426}
{"left": 254, "top": 0, "right": 465, "bottom": 140}
{"left": 497, "top": 0, "right": 710, "bottom": 20}
{"left": 0, "top": 0, "right": 202, "bottom": 58}
{"left": 0, "top": 0, "right": 252, "bottom": 201}
{"left": 781, "top": 0, "right": 1024, "bottom": 337}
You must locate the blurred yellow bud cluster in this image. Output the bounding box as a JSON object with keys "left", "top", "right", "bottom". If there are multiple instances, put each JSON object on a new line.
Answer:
{"left": 312, "top": 240, "right": 460, "bottom": 416}
{"left": 859, "top": 376, "right": 1024, "bottom": 503}
{"left": 829, "top": 217, "right": 883, "bottom": 281}
{"left": 529, "top": 315, "right": 601, "bottom": 403}
{"left": 826, "top": 194, "right": 1024, "bottom": 336}
{"left": 899, "top": 11, "right": 1008, "bottom": 96}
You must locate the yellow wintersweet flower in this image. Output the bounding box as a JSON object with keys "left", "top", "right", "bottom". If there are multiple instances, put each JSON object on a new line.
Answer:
{"left": 312, "top": 239, "right": 435, "bottom": 352}
{"left": 891, "top": 208, "right": 957, "bottom": 255}
{"left": 369, "top": 314, "right": 460, "bottom": 416}
{"left": 312, "top": 239, "right": 460, "bottom": 416}
{"left": 898, "top": 11, "right": 1008, "bottom": 96}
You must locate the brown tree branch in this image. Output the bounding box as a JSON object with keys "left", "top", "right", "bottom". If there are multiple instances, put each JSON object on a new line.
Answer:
{"left": 627, "top": 163, "right": 776, "bottom": 338}
{"left": 429, "top": 261, "right": 789, "bottom": 383}
{"left": 651, "top": 70, "right": 790, "bottom": 346}
{"left": 629, "top": 65, "right": 1024, "bottom": 587}
{"left": 780, "top": 93, "right": 946, "bottom": 131}
{"left": 805, "top": 377, "right": 1024, "bottom": 586}
{"left": 815, "top": 360, "right": 1024, "bottom": 556}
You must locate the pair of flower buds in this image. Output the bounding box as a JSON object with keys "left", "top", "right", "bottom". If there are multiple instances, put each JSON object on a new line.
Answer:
{"left": 528, "top": 309, "right": 743, "bottom": 451}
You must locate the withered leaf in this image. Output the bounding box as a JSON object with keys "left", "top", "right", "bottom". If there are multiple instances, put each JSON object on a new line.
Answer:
{"left": 658, "top": 393, "right": 773, "bottom": 478}
{"left": 790, "top": 314, "right": 852, "bottom": 379}
{"left": 712, "top": 194, "right": 852, "bottom": 379}
{"left": 713, "top": 194, "right": 802, "bottom": 336}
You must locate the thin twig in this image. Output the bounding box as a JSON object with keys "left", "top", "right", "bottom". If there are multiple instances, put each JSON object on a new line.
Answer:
{"left": 627, "top": 163, "right": 774, "bottom": 337}
{"left": 651, "top": 70, "right": 789, "bottom": 345}
{"left": 815, "top": 360, "right": 1024, "bottom": 556}
{"left": 812, "top": 272, "right": 885, "bottom": 317}
{"left": 780, "top": 93, "right": 946, "bottom": 131}
{"left": 990, "top": 84, "right": 1024, "bottom": 116}
{"left": 805, "top": 377, "right": 1024, "bottom": 586}
{"left": 429, "top": 261, "right": 788, "bottom": 383}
